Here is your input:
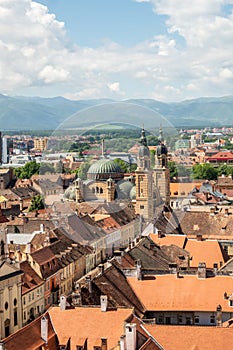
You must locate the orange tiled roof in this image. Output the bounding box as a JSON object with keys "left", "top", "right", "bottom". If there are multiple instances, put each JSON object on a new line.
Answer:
{"left": 127, "top": 275, "right": 233, "bottom": 312}
{"left": 149, "top": 233, "right": 186, "bottom": 249}
{"left": 170, "top": 182, "right": 201, "bottom": 197}
{"left": 49, "top": 306, "right": 133, "bottom": 350}
{"left": 184, "top": 239, "right": 225, "bottom": 269}
{"left": 2, "top": 313, "right": 57, "bottom": 350}
{"left": 143, "top": 324, "right": 233, "bottom": 350}
{"left": 207, "top": 151, "right": 233, "bottom": 159}
{"left": 20, "top": 261, "right": 44, "bottom": 295}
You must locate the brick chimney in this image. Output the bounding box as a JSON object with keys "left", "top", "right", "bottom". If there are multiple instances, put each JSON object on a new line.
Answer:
{"left": 101, "top": 338, "right": 108, "bottom": 350}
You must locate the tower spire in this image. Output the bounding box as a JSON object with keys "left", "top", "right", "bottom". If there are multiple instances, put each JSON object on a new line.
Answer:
{"left": 158, "top": 125, "right": 164, "bottom": 144}
{"left": 140, "top": 127, "right": 147, "bottom": 147}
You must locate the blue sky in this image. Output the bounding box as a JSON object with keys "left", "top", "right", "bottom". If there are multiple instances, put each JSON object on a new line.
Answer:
{"left": 37, "top": 0, "right": 167, "bottom": 47}
{"left": 1, "top": 0, "right": 233, "bottom": 101}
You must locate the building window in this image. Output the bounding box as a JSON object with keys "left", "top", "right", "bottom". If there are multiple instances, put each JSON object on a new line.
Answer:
{"left": 210, "top": 315, "right": 215, "bottom": 324}
{"left": 158, "top": 315, "right": 163, "bottom": 323}
{"left": 194, "top": 315, "right": 199, "bottom": 324}
{"left": 178, "top": 315, "right": 183, "bottom": 324}
{"left": 29, "top": 294, "right": 31, "bottom": 302}
{"left": 140, "top": 205, "right": 144, "bottom": 209}
{"left": 23, "top": 297, "right": 25, "bottom": 305}
{"left": 5, "top": 302, "right": 8, "bottom": 310}
{"left": 14, "top": 309, "right": 18, "bottom": 326}
{"left": 23, "top": 311, "right": 26, "bottom": 320}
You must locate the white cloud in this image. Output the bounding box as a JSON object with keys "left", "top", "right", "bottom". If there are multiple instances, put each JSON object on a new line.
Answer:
{"left": 1, "top": 0, "right": 233, "bottom": 101}
{"left": 108, "top": 82, "right": 120, "bottom": 92}
{"left": 38, "top": 65, "right": 69, "bottom": 84}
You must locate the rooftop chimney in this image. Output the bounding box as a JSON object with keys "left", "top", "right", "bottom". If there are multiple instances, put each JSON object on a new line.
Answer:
{"left": 85, "top": 275, "right": 92, "bottom": 294}
{"left": 41, "top": 316, "right": 48, "bottom": 343}
{"left": 136, "top": 259, "right": 142, "bottom": 280}
{"left": 101, "top": 338, "right": 108, "bottom": 350}
{"left": 125, "top": 323, "right": 137, "bottom": 350}
{"left": 59, "top": 295, "right": 66, "bottom": 311}
{"left": 120, "top": 336, "right": 126, "bottom": 350}
{"left": 114, "top": 250, "right": 123, "bottom": 265}
{"left": 169, "top": 263, "right": 178, "bottom": 274}
{"left": 213, "top": 263, "right": 218, "bottom": 275}
{"left": 216, "top": 304, "right": 222, "bottom": 327}
{"left": 100, "top": 295, "right": 108, "bottom": 312}
{"left": 98, "top": 264, "right": 104, "bottom": 275}
{"left": 197, "top": 262, "right": 206, "bottom": 279}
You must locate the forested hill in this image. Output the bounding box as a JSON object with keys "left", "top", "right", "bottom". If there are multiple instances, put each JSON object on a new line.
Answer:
{"left": 1, "top": 94, "right": 233, "bottom": 130}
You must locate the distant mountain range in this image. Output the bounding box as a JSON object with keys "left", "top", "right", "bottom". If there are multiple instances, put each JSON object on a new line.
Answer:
{"left": 1, "top": 94, "right": 233, "bottom": 131}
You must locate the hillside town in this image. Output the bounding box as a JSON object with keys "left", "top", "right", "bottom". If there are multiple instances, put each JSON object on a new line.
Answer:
{"left": 1, "top": 126, "right": 233, "bottom": 349}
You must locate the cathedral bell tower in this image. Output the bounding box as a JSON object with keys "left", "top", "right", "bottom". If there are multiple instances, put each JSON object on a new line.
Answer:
{"left": 153, "top": 127, "right": 170, "bottom": 205}
{"left": 135, "top": 128, "right": 154, "bottom": 221}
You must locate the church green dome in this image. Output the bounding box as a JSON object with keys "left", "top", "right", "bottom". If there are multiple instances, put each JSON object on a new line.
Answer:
{"left": 87, "top": 158, "right": 124, "bottom": 181}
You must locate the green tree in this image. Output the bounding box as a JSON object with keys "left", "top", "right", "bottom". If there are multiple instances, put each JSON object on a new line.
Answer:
{"left": 192, "top": 163, "right": 218, "bottom": 180}
{"left": 168, "top": 161, "right": 178, "bottom": 180}
{"left": 150, "top": 150, "right": 155, "bottom": 168}
{"left": 75, "top": 161, "right": 90, "bottom": 180}
{"left": 29, "top": 195, "right": 45, "bottom": 212}
{"left": 14, "top": 161, "right": 40, "bottom": 179}
{"left": 113, "top": 158, "right": 128, "bottom": 173}
{"left": 217, "top": 164, "right": 228, "bottom": 177}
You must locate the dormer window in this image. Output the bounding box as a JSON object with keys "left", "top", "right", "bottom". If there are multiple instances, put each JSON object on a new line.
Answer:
{"left": 229, "top": 299, "right": 233, "bottom": 307}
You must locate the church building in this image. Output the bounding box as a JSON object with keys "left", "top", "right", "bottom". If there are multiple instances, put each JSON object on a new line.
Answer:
{"left": 64, "top": 128, "right": 170, "bottom": 222}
